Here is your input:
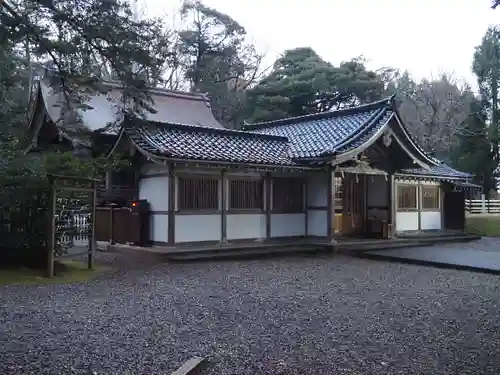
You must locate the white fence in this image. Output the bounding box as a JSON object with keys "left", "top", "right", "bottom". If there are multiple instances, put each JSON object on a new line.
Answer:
{"left": 466, "top": 196, "right": 500, "bottom": 214}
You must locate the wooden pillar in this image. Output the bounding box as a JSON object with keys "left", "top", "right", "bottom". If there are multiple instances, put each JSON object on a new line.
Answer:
{"left": 327, "top": 166, "right": 334, "bottom": 242}
{"left": 417, "top": 180, "right": 422, "bottom": 231}
{"left": 46, "top": 177, "right": 56, "bottom": 278}
{"left": 387, "top": 174, "right": 393, "bottom": 234}
{"left": 167, "top": 163, "right": 175, "bottom": 245}
{"left": 363, "top": 174, "right": 368, "bottom": 230}
{"left": 105, "top": 171, "right": 112, "bottom": 191}
{"left": 265, "top": 172, "right": 271, "bottom": 240}
{"left": 220, "top": 169, "right": 227, "bottom": 244}
{"left": 440, "top": 184, "right": 445, "bottom": 230}
{"left": 88, "top": 180, "right": 97, "bottom": 270}
{"left": 304, "top": 173, "right": 309, "bottom": 237}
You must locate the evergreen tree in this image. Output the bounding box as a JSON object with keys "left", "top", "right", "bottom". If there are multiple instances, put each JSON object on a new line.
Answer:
{"left": 1, "top": 0, "right": 171, "bottom": 112}
{"left": 176, "top": 0, "right": 263, "bottom": 128}
{"left": 245, "top": 48, "right": 384, "bottom": 123}
{"left": 473, "top": 26, "right": 500, "bottom": 168}
{"left": 451, "top": 97, "right": 496, "bottom": 194}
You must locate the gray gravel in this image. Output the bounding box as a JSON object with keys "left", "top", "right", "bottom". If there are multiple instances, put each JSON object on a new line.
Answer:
{"left": 1, "top": 243, "right": 500, "bottom": 375}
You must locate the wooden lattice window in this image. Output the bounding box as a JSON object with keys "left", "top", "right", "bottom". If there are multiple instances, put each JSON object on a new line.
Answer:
{"left": 397, "top": 184, "right": 418, "bottom": 211}
{"left": 229, "top": 179, "right": 264, "bottom": 210}
{"left": 272, "top": 178, "right": 304, "bottom": 213}
{"left": 178, "top": 177, "right": 219, "bottom": 211}
{"left": 421, "top": 185, "right": 440, "bottom": 210}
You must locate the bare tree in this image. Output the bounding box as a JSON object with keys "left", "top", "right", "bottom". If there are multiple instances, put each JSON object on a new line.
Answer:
{"left": 395, "top": 73, "right": 473, "bottom": 158}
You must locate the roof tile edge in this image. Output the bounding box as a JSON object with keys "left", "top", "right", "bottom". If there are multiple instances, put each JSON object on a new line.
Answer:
{"left": 123, "top": 116, "right": 290, "bottom": 143}
{"left": 100, "top": 80, "right": 210, "bottom": 103}
{"left": 243, "top": 94, "right": 396, "bottom": 130}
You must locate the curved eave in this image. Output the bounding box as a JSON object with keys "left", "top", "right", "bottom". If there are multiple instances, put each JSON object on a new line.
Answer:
{"left": 291, "top": 107, "right": 389, "bottom": 164}
{"left": 317, "top": 107, "right": 388, "bottom": 158}
{"left": 243, "top": 94, "right": 396, "bottom": 130}
{"left": 111, "top": 126, "right": 312, "bottom": 170}
{"left": 332, "top": 113, "right": 432, "bottom": 170}
{"left": 329, "top": 109, "right": 440, "bottom": 169}
{"left": 294, "top": 110, "right": 433, "bottom": 170}
{"left": 392, "top": 110, "right": 439, "bottom": 166}
{"left": 394, "top": 172, "right": 470, "bottom": 181}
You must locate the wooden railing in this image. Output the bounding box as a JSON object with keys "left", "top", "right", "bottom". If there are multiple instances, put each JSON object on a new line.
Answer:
{"left": 466, "top": 197, "right": 500, "bottom": 214}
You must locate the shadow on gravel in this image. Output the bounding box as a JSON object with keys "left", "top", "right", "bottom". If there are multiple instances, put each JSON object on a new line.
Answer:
{"left": 352, "top": 252, "right": 500, "bottom": 276}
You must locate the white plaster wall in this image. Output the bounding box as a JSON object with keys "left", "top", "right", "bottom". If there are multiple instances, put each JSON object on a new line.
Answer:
{"left": 138, "top": 176, "right": 168, "bottom": 211}
{"left": 307, "top": 172, "right": 328, "bottom": 206}
{"left": 307, "top": 211, "right": 327, "bottom": 236}
{"left": 271, "top": 214, "right": 305, "bottom": 237}
{"left": 175, "top": 215, "right": 221, "bottom": 243}
{"left": 150, "top": 214, "right": 168, "bottom": 243}
{"left": 421, "top": 212, "right": 442, "bottom": 230}
{"left": 396, "top": 212, "right": 419, "bottom": 231}
{"left": 138, "top": 172, "right": 169, "bottom": 243}
{"left": 226, "top": 214, "right": 266, "bottom": 240}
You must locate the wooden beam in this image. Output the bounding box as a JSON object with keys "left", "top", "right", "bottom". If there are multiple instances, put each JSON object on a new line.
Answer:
{"left": 167, "top": 163, "right": 175, "bottom": 245}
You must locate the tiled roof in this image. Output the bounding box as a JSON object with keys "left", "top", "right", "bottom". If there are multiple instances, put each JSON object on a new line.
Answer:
{"left": 38, "top": 80, "right": 223, "bottom": 133}
{"left": 400, "top": 164, "right": 472, "bottom": 179}
{"left": 244, "top": 97, "right": 395, "bottom": 159}
{"left": 123, "top": 117, "right": 294, "bottom": 166}
{"left": 335, "top": 110, "right": 394, "bottom": 154}
{"left": 113, "top": 96, "right": 471, "bottom": 180}
{"left": 454, "top": 181, "right": 482, "bottom": 189}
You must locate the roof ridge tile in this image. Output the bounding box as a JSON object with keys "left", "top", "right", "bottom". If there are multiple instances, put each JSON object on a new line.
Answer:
{"left": 123, "top": 115, "right": 290, "bottom": 143}
{"left": 243, "top": 95, "right": 396, "bottom": 130}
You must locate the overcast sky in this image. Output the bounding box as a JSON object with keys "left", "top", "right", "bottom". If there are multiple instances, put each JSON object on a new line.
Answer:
{"left": 144, "top": 0, "right": 499, "bottom": 88}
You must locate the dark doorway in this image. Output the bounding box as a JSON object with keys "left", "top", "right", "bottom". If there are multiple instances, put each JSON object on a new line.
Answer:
{"left": 443, "top": 191, "right": 465, "bottom": 230}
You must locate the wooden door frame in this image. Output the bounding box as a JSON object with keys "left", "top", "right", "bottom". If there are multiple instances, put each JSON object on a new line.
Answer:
{"left": 341, "top": 173, "right": 366, "bottom": 236}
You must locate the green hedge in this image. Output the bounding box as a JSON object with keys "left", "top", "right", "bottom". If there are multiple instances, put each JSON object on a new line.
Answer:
{"left": 0, "top": 182, "right": 51, "bottom": 268}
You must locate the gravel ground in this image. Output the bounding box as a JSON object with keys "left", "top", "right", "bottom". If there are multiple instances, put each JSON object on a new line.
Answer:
{"left": 1, "top": 241, "right": 500, "bottom": 375}
{"left": 437, "top": 236, "right": 500, "bottom": 252}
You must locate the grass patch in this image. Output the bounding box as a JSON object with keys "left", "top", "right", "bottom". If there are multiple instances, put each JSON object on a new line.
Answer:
{"left": 466, "top": 215, "right": 500, "bottom": 237}
{"left": 0, "top": 260, "right": 112, "bottom": 286}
